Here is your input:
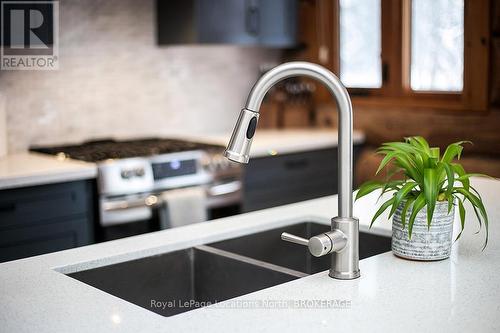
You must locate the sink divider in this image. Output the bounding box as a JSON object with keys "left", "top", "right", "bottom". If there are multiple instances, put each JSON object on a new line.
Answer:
{"left": 195, "top": 245, "right": 308, "bottom": 278}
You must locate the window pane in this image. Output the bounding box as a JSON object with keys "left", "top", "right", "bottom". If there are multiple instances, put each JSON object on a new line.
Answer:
{"left": 411, "top": 0, "right": 464, "bottom": 91}
{"left": 339, "top": 0, "right": 382, "bottom": 88}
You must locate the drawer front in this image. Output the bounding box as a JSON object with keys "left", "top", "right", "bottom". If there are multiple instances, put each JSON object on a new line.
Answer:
{"left": 242, "top": 146, "right": 362, "bottom": 212}
{"left": 244, "top": 148, "right": 338, "bottom": 191}
{"left": 0, "top": 217, "right": 91, "bottom": 263}
{"left": 0, "top": 181, "right": 91, "bottom": 228}
{"left": 243, "top": 177, "right": 336, "bottom": 211}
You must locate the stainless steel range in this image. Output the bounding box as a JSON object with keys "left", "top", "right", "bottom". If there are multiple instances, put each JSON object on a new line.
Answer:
{"left": 31, "top": 138, "right": 242, "bottom": 240}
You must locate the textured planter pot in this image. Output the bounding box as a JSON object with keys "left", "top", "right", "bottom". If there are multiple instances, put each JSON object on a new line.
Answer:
{"left": 392, "top": 200, "right": 454, "bottom": 260}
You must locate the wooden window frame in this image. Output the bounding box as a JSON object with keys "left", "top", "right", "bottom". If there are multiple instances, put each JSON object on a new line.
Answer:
{"left": 323, "top": 0, "right": 490, "bottom": 111}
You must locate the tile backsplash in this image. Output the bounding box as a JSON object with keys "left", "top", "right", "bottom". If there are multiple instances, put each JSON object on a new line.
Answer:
{"left": 0, "top": 0, "right": 280, "bottom": 153}
{"left": 0, "top": 92, "right": 6, "bottom": 157}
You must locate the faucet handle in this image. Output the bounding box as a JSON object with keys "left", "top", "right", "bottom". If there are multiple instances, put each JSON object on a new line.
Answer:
{"left": 281, "top": 232, "right": 309, "bottom": 246}
{"left": 281, "top": 230, "right": 347, "bottom": 257}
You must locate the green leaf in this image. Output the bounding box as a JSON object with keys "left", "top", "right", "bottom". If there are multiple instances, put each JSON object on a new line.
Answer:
{"left": 470, "top": 190, "right": 488, "bottom": 248}
{"left": 401, "top": 195, "right": 416, "bottom": 229}
{"left": 440, "top": 162, "right": 455, "bottom": 199}
{"left": 355, "top": 181, "right": 384, "bottom": 201}
{"left": 456, "top": 173, "right": 495, "bottom": 181}
{"left": 407, "top": 136, "right": 431, "bottom": 155}
{"left": 394, "top": 155, "right": 421, "bottom": 183}
{"left": 423, "top": 168, "right": 438, "bottom": 228}
{"left": 392, "top": 137, "right": 430, "bottom": 170}
{"left": 426, "top": 156, "right": 438, "bottom": 169}
{"left": 375, "top": 151, "right": 398, "bottom": 175}
{"left": 447, "top": 194, "right": 454, "bottom": 214}
{"left": 376, "top": 180, "right": 404, "bottom": 202}
{"left": 455, "top": 198, "right": 466, "bottom": 242}
{"left": 382, "top": 142, "right": 421, "bottom": 155}
{"left": 370, "top": 197, "right": 396, "bottom": 228}
{"left": 455, "top": 187, "right": 489, "bottom": 249}
{"left": 406, "top": 137, "right": 433, "bottom": 169}
{"left": 441, "top": 141, "right": 470, "bottom": 163}
{"left": 412, "top": 153, "right": 425, "bottom": 173}
{"left": 456, "top": 188, "right": 486, "bottom": 221}
{"left": 389, "top": 182, "right": 418, "bottom": 218}
{"left": 430, "top": 147, "right": 440, "bottom": 159}
{"left": 408, "top": 193, "right": 426, "bottom": 239}
{"left": 452, "top": 163, "right": 469, "bottom": 191}
{"left": 385, "top": 167, "right": 404, "bottom": 180}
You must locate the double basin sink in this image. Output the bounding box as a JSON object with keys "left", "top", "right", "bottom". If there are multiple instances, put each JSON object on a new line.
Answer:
{"left": 68, "top": 222, "right": 391, "bottom": 317}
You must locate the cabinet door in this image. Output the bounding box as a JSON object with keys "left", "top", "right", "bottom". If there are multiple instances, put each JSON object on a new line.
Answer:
{"left": 197, "top": 0, "right": 258, "bottom": 44}
{"left": 0, "top": 180, "right": 95, "bottom": 263}
{"left": 258, "top": 0, "right": 298, "bottom": 47}
{"left": 243, "top": 146, "right": 361, "bottom": 212}
{"left": 243, "top": 148, "right": 338, "bottom": 212}
{"left": 0, "top": 181, "right": 89, "bottom": 228}
{"left": 0, "top": 218, "right": 91, "bottom": 262}
{"left": 157, "top": 0, "right": 298, "bottom": 47}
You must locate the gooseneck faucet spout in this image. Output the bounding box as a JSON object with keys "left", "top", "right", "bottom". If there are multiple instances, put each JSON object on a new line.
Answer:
{"left": 224, "top": 62, "right": 360, "bottom": 280}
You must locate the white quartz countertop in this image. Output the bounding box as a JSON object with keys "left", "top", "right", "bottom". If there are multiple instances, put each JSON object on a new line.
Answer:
{"left": 0, "top": 152, "right": 97, "bottom": 190}
{"left": 1, "top": 177, "right": 498, "bottom": 332}
{"left": 178, "top": 129, "right": 365, "bottom": 158}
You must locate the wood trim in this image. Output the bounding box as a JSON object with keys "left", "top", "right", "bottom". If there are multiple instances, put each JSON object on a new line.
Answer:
{"left": 316, "top": 0, "right": 331, "bottom": 67}
{"left": 352, "top": 95, "right": 465, "bottom": 111}
{"left": 400, "top": 0, "right": 412, "bottom": 92}
{"left": 381, "top": 0, "right": 404, "bottom": 95}
{"left": 292, "top": 0, "right": 335, "bottom": 104}
{"left": 462, "top": 0, "right": 490, "bottom": 110}
{"left": 330, "top": 0, "right": 340, "bottom": 74}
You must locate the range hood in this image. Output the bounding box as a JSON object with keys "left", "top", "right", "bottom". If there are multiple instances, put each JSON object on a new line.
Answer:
{"left": 156, "top": 0, "right": 298, "bottom": 47}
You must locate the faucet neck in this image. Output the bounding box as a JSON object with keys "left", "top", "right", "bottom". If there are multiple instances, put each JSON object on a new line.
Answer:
{"left": 245, "top": 62, "right": 354, "bottom": 218}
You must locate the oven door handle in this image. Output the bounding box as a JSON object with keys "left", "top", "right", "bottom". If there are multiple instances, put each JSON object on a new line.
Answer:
{"left": 207, "top": 181, "right": 242, "bottom": 197}
{"left": 102, "top": 195, "right": 159, "bottom": 212}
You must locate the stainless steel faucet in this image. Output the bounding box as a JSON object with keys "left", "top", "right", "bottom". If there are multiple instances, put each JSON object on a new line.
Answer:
{"left": 223, "top": 61, "right": 360, "bottom": 280}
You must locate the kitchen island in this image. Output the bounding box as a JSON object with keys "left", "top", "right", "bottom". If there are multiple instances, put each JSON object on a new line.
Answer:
{"left": 0, "top": 177, "right": 498, "bottom": 332}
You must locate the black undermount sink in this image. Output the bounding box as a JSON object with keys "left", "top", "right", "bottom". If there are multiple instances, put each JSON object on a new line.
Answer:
{"left": 68, "top": 245, "right": 302, "bottom": 317}
{"left": 67, "top": 222, "right": 391, "bottom": 317}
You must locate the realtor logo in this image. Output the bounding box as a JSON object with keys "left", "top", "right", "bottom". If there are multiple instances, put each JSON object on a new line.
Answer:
{"left": 1, "top": 1, "right": 59, "bottom": 70}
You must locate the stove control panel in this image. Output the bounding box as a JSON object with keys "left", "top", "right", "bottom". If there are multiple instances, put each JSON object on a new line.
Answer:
{"left": 98, "top": 158, "right": 154, "bottom": 196}
{"left": 150, "top": 151, "right": 211, "bottom": 191}
{"left": 120, "top": 167, "right": 146, "bottom": 179}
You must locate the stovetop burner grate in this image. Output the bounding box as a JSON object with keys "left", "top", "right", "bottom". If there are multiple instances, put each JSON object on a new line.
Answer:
{"left": 30, "top": 138, "right": 224, "bottom": 162}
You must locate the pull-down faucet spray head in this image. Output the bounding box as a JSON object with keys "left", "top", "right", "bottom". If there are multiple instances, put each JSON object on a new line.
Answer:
{"left": 223, "top": 108, "right": 258, "bottom": 164}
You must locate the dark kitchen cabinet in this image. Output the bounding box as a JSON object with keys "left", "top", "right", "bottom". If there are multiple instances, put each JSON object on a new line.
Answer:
{"left": 0, "top": 180, "right": 96, "bottom": 263}
{"left": 242, "top": 147, "right": 361, "bottom": 212}
{"left": 156, "top": 0, "right": 298, "bottom": 47}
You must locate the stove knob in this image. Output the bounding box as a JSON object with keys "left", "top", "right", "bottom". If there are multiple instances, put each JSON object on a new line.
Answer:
{"left": 201, "top": 156, "right": 213, "bottom": 172}
{"left": 121, "top": 170, "right": 133, "bottom": 179}
{"left": 134, "top": 167, "right": 145, "bottom": 177}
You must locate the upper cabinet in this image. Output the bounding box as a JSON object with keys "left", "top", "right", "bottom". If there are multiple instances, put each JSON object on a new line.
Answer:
{"left": 156, "top": 0, "right": 298, "bottom": 47}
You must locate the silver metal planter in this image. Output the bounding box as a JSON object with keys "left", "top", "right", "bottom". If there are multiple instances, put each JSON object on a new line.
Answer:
{"left": 392, "top": 200, "right": 455, "bottom": 260}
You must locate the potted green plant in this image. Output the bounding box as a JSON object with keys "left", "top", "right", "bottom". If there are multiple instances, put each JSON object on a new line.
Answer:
{"left": 356, "top": 136, "right": 490, "bottom": 260}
